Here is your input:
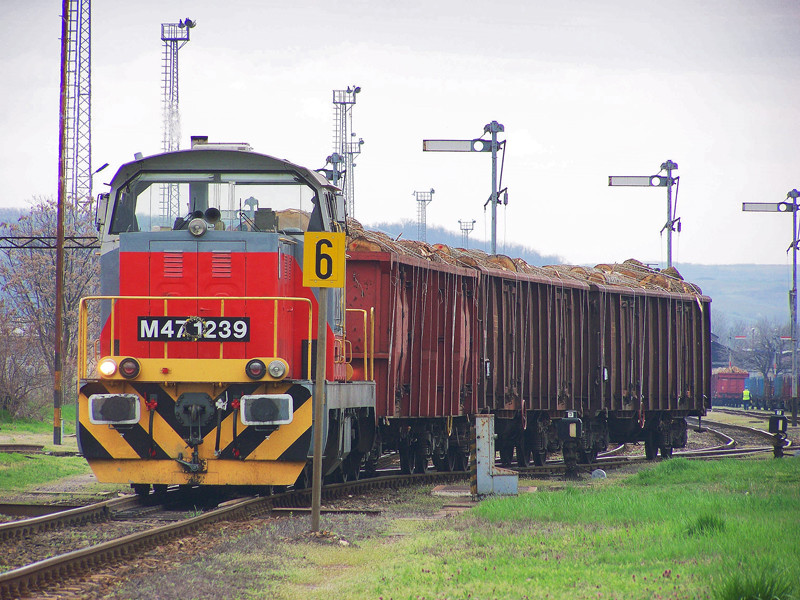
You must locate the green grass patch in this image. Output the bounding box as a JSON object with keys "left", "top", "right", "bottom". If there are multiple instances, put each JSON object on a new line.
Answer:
{"left": 715, "top": 569, "right": 797, "bottom": 600}
{"left": 267, "top": 458, "right": 800, "bottom": 600}
{"left": 0, "top": 402, "right": 77, "bottom": 435}
{"left": 0, "top": 453, "right": 90, "bottom": 491}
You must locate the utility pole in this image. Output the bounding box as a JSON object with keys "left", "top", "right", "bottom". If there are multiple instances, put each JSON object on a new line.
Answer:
{"left": 609, "top": 160, "right": 681, "bottom": 268}
{"left": 743, "top": 189, "right": 800, "bottom": 426}
{"left": 54, "top": 0, "right": 71, "bottom": 445}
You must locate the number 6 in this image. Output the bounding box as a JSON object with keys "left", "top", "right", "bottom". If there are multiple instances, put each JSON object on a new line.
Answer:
{"left": 315, "top": 239, "right": 333, "bottom": 279}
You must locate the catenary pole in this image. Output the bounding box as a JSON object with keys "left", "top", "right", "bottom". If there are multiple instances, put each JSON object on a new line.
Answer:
{"left": 54, "top": 0, "right": 70, "bottom": 445}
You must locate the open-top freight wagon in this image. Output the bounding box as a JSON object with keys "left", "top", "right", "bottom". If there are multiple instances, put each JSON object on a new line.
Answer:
{"left": 345, "top": 222, "right": 711, "bottom": 468}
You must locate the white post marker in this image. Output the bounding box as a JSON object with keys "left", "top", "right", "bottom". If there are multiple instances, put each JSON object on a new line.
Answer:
{"left": 303, "top": 232, "right": 346, "bottom": 532}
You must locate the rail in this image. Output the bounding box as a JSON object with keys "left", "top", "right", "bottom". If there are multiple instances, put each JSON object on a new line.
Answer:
{"left": 78, "top": 295, "right": 314, "bottom": 380}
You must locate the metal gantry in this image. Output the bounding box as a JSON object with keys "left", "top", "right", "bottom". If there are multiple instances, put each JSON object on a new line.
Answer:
{"left": 742, "top": 189, "right": 800, "bottom": 426}
{"left": 331, "top": 86, "right": 364, "bottom": 218}
{"left": 63, "top": 0, "right": 92, "bottom": 216}
{"left": 459, "top": 219, "right": 476, "bottom": 248}
{"left": 414, "top": 189, "right": 435, "bottom": 242}
{"left": 609, "top": 160, "right": 680, "bottom": 268}
{"left": 160, "top": 18, "right": 195, "bottom": 222}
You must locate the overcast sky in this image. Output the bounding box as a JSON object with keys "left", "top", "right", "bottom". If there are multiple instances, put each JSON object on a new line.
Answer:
{"left": 1, "top": 0, "right": 799, "bottom": 266}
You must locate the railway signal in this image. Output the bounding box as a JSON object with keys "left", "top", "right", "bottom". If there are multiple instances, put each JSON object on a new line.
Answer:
{"left": 742, "top": 189, "right": 800, "bottom": 426}
{"left": 423, "top": 121, "right": 506, "bottom": 255}
{"left": 609, "top": 160, "right": 680, "bottom": 268}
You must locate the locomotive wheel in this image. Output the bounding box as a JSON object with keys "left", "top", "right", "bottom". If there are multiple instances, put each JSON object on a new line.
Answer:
{"left": 294, "top": 465, "right": 311, "bottom": 490}
{"left": 346, "top": 451, "right": 363, "bottom": 481}
{"left": 659, "top": 445, "right": 673, "bottom": 459}
{"left": 133, "top": 484, "right": 150, "bottom": 497}
{"left": 532, "top": 449, "right": 547, "bottom": 466}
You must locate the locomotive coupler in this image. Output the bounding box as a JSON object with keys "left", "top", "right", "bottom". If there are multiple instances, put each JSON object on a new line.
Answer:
{"left": 175, "top": 450, "right": 206, "bottom": 473}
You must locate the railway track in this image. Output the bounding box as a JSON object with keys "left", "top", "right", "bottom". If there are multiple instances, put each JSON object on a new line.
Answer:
{"left": 1, "top": 419, "right": 787, "bottom": 600}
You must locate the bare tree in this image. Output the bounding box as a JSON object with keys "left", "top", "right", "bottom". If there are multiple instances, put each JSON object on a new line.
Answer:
{"left": 731, "top": 318, "right": 791, "bottom": 380}
{"left": 0, "top": 197, "right": 99, "bottom": 414}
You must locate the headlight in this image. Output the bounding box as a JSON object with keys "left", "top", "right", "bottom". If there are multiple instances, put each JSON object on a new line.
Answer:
{"left": 268, "top": 359, "right": 287, "bottom": 379}
{"left": 98, "top": 358, "right": 117, "bottom": 377}
{"left": 187, "top": 217, "right": 207, "bottom": 237}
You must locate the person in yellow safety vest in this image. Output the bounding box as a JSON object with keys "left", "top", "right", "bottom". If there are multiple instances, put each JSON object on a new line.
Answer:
{"left": 742, "top": 388, "right": 751, "bottom": 410}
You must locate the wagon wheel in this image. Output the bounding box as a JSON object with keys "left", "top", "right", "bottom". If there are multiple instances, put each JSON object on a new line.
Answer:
{"left": 399, "top": 443, "right": 411, "bottom": 475}
{"left": 644, "top": 433, "right": 657, "bottom": 460}
{"left": 532, "top": 449, "right": 547, "bottom": 467}
{"left": 453, "top": 447, "right": 470, "bottom": 472}
{"left": 133, "top": 484, "right": 150, "bottom": 497}
{"left": 659, "top": 445, "right": 673, "bottom": 459}
{"left": 499, "top": 444, "right": 514, "bottom": 467}
{"left": 413, "top": 449, "right": 428, "bottom": 474}
{"left": 515, "top": 442, "right": 530, "bottom": 468}
{"left": 578, "top": 448, "right": 598, "bottom": 464}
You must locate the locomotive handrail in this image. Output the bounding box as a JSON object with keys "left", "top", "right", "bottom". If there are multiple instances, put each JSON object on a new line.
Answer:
{"left": 78, "top": 295, "right": 314, "bottom": 380}
{"left": 345, "top": 308, "right": 370, "bottom": 381}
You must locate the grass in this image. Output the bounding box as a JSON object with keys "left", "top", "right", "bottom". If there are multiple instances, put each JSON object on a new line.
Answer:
{"left": 0, "top": 453, "right": 90, "bottom": 491}
{"left": 0, "top": 402, "right": 92, "bottom": 494}
{"left": 100, "top": 458, "right": 800, "bottom": 600}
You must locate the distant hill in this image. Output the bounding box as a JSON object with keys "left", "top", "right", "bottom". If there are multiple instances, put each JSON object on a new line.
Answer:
{"left": 674, "top": 263, "right": 791, "bottom": 326}
{"left": 0, "top": 207, "right": 23, "bottom": 225}
{"left": 362, "top": 220, "right": 791, "bottom": 331}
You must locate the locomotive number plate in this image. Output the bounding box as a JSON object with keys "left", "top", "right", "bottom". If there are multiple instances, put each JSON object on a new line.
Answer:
{"left": 137, "top": 317, "right": 250, "bottom": 342}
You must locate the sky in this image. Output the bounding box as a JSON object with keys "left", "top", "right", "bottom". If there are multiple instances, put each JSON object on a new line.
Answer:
{"left": 1, "top": 0, "right": 799, "bottom": 266}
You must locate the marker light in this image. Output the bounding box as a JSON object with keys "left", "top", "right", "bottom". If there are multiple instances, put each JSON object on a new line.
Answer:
{"left": 245, "top": 359, "right": 266, "bottom": 380}
{"left": 119, "top": 358, "right": 141, "bottom": 379}
{"left": 267, "top": 359, "right": 287, "bottom": 379}
{"left": 187, "top": 218, "right": 208, "bottom": 237}
{"left": 98, "top": 358, "right": 118, "bottom": 377}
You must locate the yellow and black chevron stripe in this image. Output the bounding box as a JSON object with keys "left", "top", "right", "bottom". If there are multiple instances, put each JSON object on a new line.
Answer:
{"left": 78, "top": 381, "right": 312, "bottom": 486}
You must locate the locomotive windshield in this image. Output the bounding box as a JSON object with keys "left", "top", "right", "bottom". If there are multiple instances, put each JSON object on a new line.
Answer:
{"left": 109, "top": 171, "right": 317, "bottom": 234}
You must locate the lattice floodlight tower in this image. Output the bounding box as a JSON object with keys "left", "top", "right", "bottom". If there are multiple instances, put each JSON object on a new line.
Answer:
{"left": 414, "top": 189, "right": 435, "bottom": 242}
{"left": 160, "top": 18, "right": 196, "bottom": 222}
{"left": 331, "top": 86, "right": 364, "bottom": 218}
{"left": 459, "top": 219, "right": 476, "bottom": 248}
{"left": 64, "top": 0, "right": 93, "bottom": 217}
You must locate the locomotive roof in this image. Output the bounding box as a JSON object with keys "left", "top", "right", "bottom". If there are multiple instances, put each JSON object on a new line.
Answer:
{"left": 109, "top": 147, "right": 334, "bottom": 193}
{"left": 346, "top": 219, "right": 707, "bottom": 300}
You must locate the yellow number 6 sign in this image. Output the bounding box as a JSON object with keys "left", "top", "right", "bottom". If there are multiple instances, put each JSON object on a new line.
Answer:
{"left": 303, "top": 232, "right": 346, "bottom": 288}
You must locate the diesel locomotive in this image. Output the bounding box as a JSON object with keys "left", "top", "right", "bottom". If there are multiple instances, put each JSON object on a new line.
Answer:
{"left": 76, "top": 140, "right": 711, "bottom": 494}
